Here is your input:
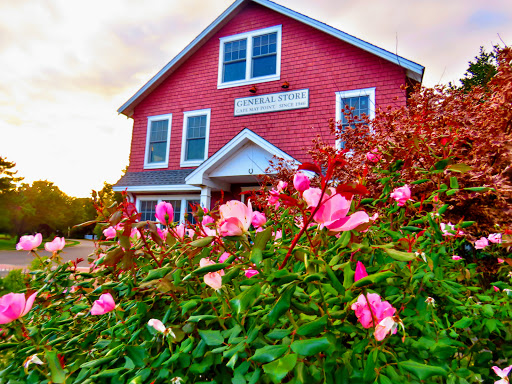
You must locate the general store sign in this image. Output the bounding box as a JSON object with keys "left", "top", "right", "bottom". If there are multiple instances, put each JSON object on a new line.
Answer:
{"left": 234, "top": 89, "right": 309, "bottom": 116}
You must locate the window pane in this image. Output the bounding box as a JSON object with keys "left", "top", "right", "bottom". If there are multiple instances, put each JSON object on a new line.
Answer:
{"left": 223, "top": 61, "right": 246, "bottom": 82}
{"left": 341, "top": 96, "right": 369, "bottom": 125}
{"left": 148, "top": 119, "right": 168, "bottom": 164}
{"left": 186, "top": 138, "right": 205, "bottom": 161}
{"left": 149, "top": 142, "right": 166, "bottom": 163}
{"left": 252, "top": 55, "right": 276, "bottom": 78}
{"left": 139, "top": 200, "right": 158, "bottom": 221}
{"left": 186, "top": 200, "right": 200, "bottom": 225}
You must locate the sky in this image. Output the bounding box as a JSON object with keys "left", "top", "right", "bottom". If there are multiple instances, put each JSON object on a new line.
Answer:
{"left": 0, "top": 0, "right": 511, "bottom": 198}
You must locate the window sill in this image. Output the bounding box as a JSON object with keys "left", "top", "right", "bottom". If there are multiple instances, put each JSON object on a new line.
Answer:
{"left": 180, "top": 159, "right": 205, "bottom": 168}
{"left": 217, "top": 74, "right": 280, "bottom": 90}
{"left": 144, "top": 163, "right": 168, "bottom": 170}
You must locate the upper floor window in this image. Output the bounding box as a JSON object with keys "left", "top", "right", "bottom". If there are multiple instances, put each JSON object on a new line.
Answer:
{"left": 335, "top": 88, "right": 375, "bottom": 149}
{"left": 218, "top": 25, "right": 282, "bottom": 89}
{"left": 180, "top": 109, "right": 211, "bottom": 167}
{"left": 144, "top": 114, "right": 172, "bottom": 169}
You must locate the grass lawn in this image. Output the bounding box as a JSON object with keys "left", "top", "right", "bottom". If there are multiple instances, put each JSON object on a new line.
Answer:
{"left": 0, "top": 235, "right": 80, "bottom": 251}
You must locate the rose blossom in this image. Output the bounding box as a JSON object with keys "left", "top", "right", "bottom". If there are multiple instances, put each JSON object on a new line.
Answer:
{"left": 452, "top": 255, "right": 463, "bottom": 261}
{"left": 16, "top": 233, "right": 42, "bottom": 251}
{"left": 0, "top": 292, "right": 37, "bottom": 324}
{"left": 155, "top": 201, "right": 174, "bottom": 226}
{"left": 390, "top": 185, "right": 411, "bottom": 206}
{"left": 103, "top": 226, "right": 117, "bottom": 240}
{"left": 44, "top": 237, "right": 65, "bottom": 253}
{"left": 354, "top": 261, "right": 368, "bottom": 282}
{"left": 492, "top": 365, "right": 512, "bottom": 384}
{"left": 200, "top": 258, "right": 224, "bottom": 290}
{"left": 218, "top": 200, "right": 254, "bottom": 237}
{"left": 475, "top": 237, "right": 489, "bottom": 250}
{"left": 488, "top": 233, "right": 502, "bottom": 244}
{"left": 251, "top": 211, "right": 266, "bottom": 228}
{"left": 90, "top": 293, "right": 116, "bottom": 315}
{"left": 293, "top": 172, "right": 310, "bottom": 192}
{"left": 351, "top": 293, "right": 396, "bottom": 329}
{"left": 366, "top": 150, "right": 382, "bottom": 163}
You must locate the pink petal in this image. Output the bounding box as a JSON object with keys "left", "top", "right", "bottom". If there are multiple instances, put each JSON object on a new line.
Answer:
{"left": 204, "top": 272, "right": 222, "bottom": 290}
{"left": 21, "top": 292, "right": 37, "bottom": 317}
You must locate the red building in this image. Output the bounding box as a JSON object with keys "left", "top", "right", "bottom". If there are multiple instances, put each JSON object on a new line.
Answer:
{"left": 113, "top": 0, "right": 424, "bottom": 221}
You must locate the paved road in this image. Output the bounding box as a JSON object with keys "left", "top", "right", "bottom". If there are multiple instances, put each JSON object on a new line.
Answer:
{"left": 0, "top": 239, "right": 96, "bottom": 276}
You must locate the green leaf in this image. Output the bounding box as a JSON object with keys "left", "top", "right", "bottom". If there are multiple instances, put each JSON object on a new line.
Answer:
{"left": 398, "top": 360, "right": 447, "bottom": 381}
{"left": 463, "top": 187, "right": 494, "bottom": 192}
{"left": 445, "top": 189, "right": 459, "bottom": 196}
{"left": 198, "top": 330, "right": 224, "bottom": 346}
{"left": 126, "top": 346, "right": 146, "bottom": 367}
{"left": 453, "top": 317, "right": 472, "bottom": 328}
{"left": 400, "top": 226, "right": 423, "bottom": 232}
{"left": 434, "top": 159, "right": 450, "bottom": 170}
{"left": 190, "top": 262, "right": 229, "bottom": 276}
{"left": 266, "top": 329, "right": 292, "bottom": 340}
{"left": 251, "top": 345, "right": 288, "bottom": 363}
{"left": 447, "top": 163, "right": 471, "bottom": 173}
{"left": 353, "top": 270, "right": 395, "bottom": 288}
{"left": 343, "top": 263, "right": 355, "bottom": 290}
{"left": 254, "top": 226, "right": 272, "bottom": 250}
{"left": 188, "top": 315, "right": 217, "bottom": 322}
{"left": 263, "top": 354, "right": 298, "bottom": 383}
{"left": 230, "top": 284, "right": 261, "bottom": 314}
{"left": 290, "top": 337, "right": 330, "bottom": 356}
{"left": 324, "top": 263, "right": 345, "bottom": 294}
{"left": 296, "top": 315, "right": 328, "bottom": 337}
{"left": 189, "top": 354, "right": 214, "bottom": 374}
{"left": 449, "top": 177, "right": 459, "bottom": 189}
{"left": 268, "top": 284, "right": 296, "bottom": 325}
{"left": 45, "top": 350, "right": 67, "bottom": 383}
{"left": 383, "top": 248, "right": 416, "bottom": 262}
{"left": 411, "top": 179, "right": 431, "bottom": 185}
{"left": 142, "top": 267, "right": 174, "bottom": 282}
{"left": 189, "top": 236, "right": 214, "bottom": 247}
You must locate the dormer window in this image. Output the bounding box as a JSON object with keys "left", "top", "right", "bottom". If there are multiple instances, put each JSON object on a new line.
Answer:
{"left": 218, "top": 25, "right": 282, "bottom": 89}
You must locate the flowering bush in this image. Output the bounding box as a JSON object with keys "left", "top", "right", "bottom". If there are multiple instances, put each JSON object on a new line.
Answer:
{"left": 0, "top": 145, "right": 510, "bottom": 384}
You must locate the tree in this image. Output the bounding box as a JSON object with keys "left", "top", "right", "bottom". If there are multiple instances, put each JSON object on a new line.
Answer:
{"left": 458, "top": 45, "right": 499, "bottom": 91}
{"left": 0, "top": 156, "right": 22, "bottom": 194}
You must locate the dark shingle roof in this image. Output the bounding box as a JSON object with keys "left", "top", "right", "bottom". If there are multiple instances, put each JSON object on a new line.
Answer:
{"left": 114, "top": 169, "right": 194, "bottom": 187}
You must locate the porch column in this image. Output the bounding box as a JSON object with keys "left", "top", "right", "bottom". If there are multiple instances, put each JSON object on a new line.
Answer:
{"left": 200, "top": 186, "right": 212, "bottom": 210}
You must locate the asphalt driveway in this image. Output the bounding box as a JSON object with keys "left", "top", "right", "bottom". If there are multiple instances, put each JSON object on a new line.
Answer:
{"left": 0, "top": 239, "right": 95, "bottom": 276}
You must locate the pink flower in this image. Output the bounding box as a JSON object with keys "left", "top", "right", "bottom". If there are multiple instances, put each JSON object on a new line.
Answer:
{"left": 488, "top": 233, "right": 502, "bottom": 244}
{"left": 351, "top": 293, "right": 396, "bottom": 329}
{"left": 498, "top": 258, "right": 505, "bottom": 264}
{"left": 155, "top": 201, "right": 174, "bottom": 225}
{"left": 274, "top": 230, "right": 282, "bottom": 241}
{"left": 148, "top": 319, "right": 166, "bottom": 333}
{"left": 475, "top": 237, "right": 489, "bottom": 250}
{"left": 374, "top": 316, "right": 396, "bottom": 341}
{"left": 440, "top": 223, "right": 463, "bottom": 237}
{"left": 218, "top": 200, "right": 253, "bottom": 237}
{"left": 251, "top": 211, "right": 266, "bottom": 228}
{"left": 103, "top": 226, "right": 117, "bottom": 240}
{"left": 390, "top": 185, "right": 411, "bottom": 206}
{"left": 44, "top": 237, "right": 65, "bottom": 253}
{"left": 354, "top": 261, "right": 368, "bottom": 282}
{"left": 157, "top": 228, "right": 168, "bottom": 241}
{"left": 218, "top": 252, "right": 230, "bottom": 263}
{"left": 366, "top": 150, "right": 382, "bottom": 163}
{"left": 494, "top": 286, "right": 500, "bottom": 292}
{"left": 90, "top": 293, "right": 116, "bottom": 315}
{"left": 200, "top": 258, "right": 224, "bottom": 290}
{"left": 130, "top": 228, "right": 140, "bottom": 239}
{"left": 293, "top": 172, "right": 310, "bottom": 192}
{"left": 303, "top": 188, "right": 370, "bottom": 232}
{"left": 244, "top": 268, "right": 259, "bottom": 278}
{"left": 492, "top": 365, "right": 512, "bottom": 384}
{"left": 0, "top": 292, "right": 37, "bottom": 324}
{"left": 202, "top": 215, "right": 215, "bottom": 226}
{"left": 452, "top": 255, "right": 463, "bottom": 261}
{"left": 277, "top": 181, "right": 288, "bottom": 192}
{"left": 16, "top": 233, "right": 42, "bottom": 251}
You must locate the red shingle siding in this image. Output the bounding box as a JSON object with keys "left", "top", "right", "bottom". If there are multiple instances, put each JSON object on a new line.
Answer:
{"left": 127, "top": 3, "right": 407, "bottom": 172}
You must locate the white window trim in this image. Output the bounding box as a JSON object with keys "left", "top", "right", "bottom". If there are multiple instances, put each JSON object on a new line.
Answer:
{"left": 144, "top": 114, "right": 172, "bottom": 169}
{"left": 335, "top": 87, "right": 376, "bottom": 150}
{"left": 217, "top": 25, "right": 282, "bottom": 89}
{"left": 180, "top": 108, "right": 211, "bottom": 167}
{"left": 136, "top": 195, "right": 201, "bottom": 224}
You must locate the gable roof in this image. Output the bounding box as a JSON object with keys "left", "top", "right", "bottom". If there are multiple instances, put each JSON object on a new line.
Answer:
{"left": 118, "top": 0, "right": 424, "bottom": 117}
{"left": 186, "top": 127, "right": 297, "bottom": 190}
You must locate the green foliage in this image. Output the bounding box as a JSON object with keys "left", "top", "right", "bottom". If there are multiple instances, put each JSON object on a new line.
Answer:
{"left": 0, "top": 269, "right": 26, "bottom": 295}
{"left": 458, "top": 45, "right": 499, "bottom": 92}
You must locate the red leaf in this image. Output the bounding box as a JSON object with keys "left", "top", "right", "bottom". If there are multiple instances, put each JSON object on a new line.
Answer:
{"left": 297, "top": 162, "right": 322, "bottom": 174}
{"left": 336, "top": 183, "right": 369, "bottom": 198}
{"left": 279, "top": 194, "right": 299, "bottom": 207}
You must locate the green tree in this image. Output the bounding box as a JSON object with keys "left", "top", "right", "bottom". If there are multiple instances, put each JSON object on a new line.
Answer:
{"left": 459, "top": 45, "right": 499, "bottom": 91}
{"left": 0, "top": 156, "right": 22, "bottom": 194}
